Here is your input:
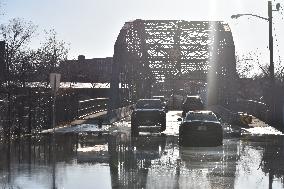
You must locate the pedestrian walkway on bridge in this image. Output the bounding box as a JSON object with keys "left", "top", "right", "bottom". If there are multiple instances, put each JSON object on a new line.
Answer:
{"left": 42, "top": 110, "right": 109, "bottom": 134}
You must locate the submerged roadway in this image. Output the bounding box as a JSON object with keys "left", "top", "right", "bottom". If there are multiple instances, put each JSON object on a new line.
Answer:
{"left": 1, "top": 111, "right": 284, "bottom": 189}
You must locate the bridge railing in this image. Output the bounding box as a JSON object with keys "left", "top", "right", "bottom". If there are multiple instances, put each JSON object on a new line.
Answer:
{"left": 229, "top": 99, "right": 269, "bottom": 122}
{"left": 0, "top": 89, "right": 112, "bottom": 136}
{"left": 55, "top": 92, "right": 79, "bottom": 125}
{"left": 77, "top": 98, "right": 109, "bottom": 118}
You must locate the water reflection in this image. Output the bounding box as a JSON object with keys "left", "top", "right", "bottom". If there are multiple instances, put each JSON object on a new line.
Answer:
{"left": 1, "top": 131, "right": 284, "bottom": 188}
{"left": 241, "top": 135, "right": 284, "bottom": 189}
{"left": 109, "top": 133, "right": 166, "bottom": 188}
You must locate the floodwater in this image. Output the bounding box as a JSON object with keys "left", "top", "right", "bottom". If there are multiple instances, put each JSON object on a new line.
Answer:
{"left": 1, "top": 111, "right": 284, "bottom": 189}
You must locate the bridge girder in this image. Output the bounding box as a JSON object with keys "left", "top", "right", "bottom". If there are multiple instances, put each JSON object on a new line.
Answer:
{"left": 110, "top": 19, "right": 237, "bottom": 108}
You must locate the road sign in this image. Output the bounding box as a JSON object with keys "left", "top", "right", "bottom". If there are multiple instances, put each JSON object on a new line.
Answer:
{"left": 50, "top": 73, "right": 61, "bottom": 94}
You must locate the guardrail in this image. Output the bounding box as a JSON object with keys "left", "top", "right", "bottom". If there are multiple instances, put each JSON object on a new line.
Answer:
{"left": 77, "top": 98, "right": 108, "bottom": 118}
{"left": 55, "top": 92, "right": 78, "bottom": 125}
{"left": 229, "top": 99, "right": 269, "bottom": 122}
{"left": 106, "top": 105, "right": 133, "bottom": 124}
{"left": 0, "top": 89, "right": 111, "bottom": 135}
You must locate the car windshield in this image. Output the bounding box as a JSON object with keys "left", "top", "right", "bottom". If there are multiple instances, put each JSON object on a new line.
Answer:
{"left": 184, "top": 97, "right": 202, "bottom": 104}
{"left": 185, "top": 113, "right": 218, "bottom": 122}
{"left": 136, "top": 100, "right": 162, "bottom": 109}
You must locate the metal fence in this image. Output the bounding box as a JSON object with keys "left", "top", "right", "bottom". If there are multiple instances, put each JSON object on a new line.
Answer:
{"left": 77, "top": 98, "right": 108, "bottom": 118}
{"left": 0, "top": 88, "right": 111, "bottom": 135}
{"left": 229, "top": 99, "right": 269, "bottom": 122}
{"left": 0, "top": 90, "right": 52, "bottom": 136}
{"left": 55, "top": 92, "right": 79, "bottom": 125}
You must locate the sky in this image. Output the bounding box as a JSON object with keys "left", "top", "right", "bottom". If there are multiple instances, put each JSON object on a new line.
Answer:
{"left": 0, "top": 0, "right": 283, "bottom": 76}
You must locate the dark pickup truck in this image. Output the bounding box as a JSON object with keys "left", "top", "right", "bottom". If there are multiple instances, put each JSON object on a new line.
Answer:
{"left": 131, "top": 99, "right": 166, "bottom": 136}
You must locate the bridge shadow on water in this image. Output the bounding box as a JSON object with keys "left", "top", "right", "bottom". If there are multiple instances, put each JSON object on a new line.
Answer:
{"left": 1, "top": 131, "right": 284, "bottom": 188}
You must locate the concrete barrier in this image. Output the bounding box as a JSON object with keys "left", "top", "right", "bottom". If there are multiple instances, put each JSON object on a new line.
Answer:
{"left": 106, "top": 105, "right": 133, "bottom": 124}
{"left": 208, "top": 105, "right": 255, "bottom": 126}
{"left": 208, "top": 105, "right": 241, "bottom": 123}
{"left": 230, "top": 99, "right": 269, "bottom": 123}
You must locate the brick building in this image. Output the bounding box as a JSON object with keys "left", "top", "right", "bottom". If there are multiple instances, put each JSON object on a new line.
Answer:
{"left": 59, "top": 55, "right": 112, "bottom": 83}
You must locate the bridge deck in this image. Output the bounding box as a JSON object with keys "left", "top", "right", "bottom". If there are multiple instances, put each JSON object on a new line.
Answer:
{"left": 41, "top": 108, "right": 281, "bottom": 136}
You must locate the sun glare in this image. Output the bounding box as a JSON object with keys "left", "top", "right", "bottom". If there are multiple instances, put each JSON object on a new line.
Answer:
{"left": 206, "top": 21, "right": 218, "bottom": 106}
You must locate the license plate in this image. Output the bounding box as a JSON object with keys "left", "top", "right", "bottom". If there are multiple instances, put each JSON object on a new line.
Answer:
{"left": 197, "top": 126, "right": 207, "bottom": 131}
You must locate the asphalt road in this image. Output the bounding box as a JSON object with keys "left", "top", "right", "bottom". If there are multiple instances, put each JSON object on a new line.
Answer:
{"left": 1, "top": 111, "right": 284, "bottom": 189}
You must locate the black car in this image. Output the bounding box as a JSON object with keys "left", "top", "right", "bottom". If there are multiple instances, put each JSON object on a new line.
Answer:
{"left": 131, "top": 99, "right": 166, "bottom": 135}
{"left": 182, "top": 95, "right": 204, "bottom": 117}
{"left": 179, "top": 111, "right": 223, "bottom": 146}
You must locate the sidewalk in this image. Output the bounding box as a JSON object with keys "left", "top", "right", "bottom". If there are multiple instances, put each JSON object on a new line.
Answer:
{"left": 208, "top": 105, "right": 283, "bottom": 135}
{"left": 42, "top": 105, "right": 133, "bottom": 134}
{"left": 243, "top": 116, "right": 283, "bottom": 135}
{"left": 41, "top": 111, "right": 109, "bottom": 134}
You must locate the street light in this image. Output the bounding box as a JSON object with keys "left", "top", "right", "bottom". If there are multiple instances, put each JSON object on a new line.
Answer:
{"left": 231, "top": 1, "right": 280, "bottom": 120}
{"left": 231, "top": 14, "right": 268, "bottom": 21}
{"left": 231, "top": 1, "right": 280, "bottom": 122}
{"left": 231, "top": 1, "right": 280, "bottom": 85}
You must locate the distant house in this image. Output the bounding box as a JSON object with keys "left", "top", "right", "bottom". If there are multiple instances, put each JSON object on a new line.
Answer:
{"left": 59, "top": 55, "right": 113, "bottom": 83}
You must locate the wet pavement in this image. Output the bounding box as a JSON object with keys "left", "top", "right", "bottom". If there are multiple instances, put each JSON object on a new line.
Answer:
{"left": 1, "top": 111, "right": 284, "bottom": 189}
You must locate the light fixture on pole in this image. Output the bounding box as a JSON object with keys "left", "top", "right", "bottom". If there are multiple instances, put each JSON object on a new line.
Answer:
{"left": 231, "top": 1, "right": 280, "bottom": 85}
{"left": 231, "top": 1, "right": 280, "bottom": 121}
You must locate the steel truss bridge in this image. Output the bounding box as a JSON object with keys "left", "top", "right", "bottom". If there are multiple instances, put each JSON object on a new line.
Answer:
{"left": 110, "top": 19, "right": 238, "bottom": 109}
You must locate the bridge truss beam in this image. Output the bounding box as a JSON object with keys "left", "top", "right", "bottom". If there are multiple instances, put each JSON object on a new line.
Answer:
{"left": 110, "top": 19, "right": 237, "bottom": 109}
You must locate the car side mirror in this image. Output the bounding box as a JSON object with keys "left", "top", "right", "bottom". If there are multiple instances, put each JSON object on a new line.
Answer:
{"left": 177, "top": 118, "right": 182, "bottom": 121}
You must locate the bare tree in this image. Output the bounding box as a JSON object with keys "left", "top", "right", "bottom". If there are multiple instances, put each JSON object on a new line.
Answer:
{"left": 0, "top": 18, "right": 37, "bottom": 84}
{"left": 236, "top": 52, "right": 269, "bottom": 78}
{"left": 236, "top": 54, "right": 254, "bottom": 78}
{"left": 236, "top": 51, "right": 284, "bottom": 82}
{"left": 15, "top": 49, "right": 38, "bottom": 87}
{"left": 274, "top": 59, "right": 284, "bottom": 85}
{"left": 37, "top": 29, "right": 69, "bottom": 72}
{"left": 236, "top": 51, "right": 284, "bottom": 104}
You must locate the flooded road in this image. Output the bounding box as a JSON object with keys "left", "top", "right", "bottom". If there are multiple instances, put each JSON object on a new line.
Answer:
{"left": 1, "top": 111, "right": 284, "bottom": 189}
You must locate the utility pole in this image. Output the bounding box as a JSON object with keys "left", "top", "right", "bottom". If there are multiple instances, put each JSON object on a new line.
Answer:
{"left": 268, "top": 1, "right": 275, "bottom": 121}
{"left": 268, "top": 1, "right": 274, "bottom": 84}
{"left": 231, "top": 1, "right": 281, "bottom": 122}
{"left": 268, "top": 0, "right": 280, "bottom": 122}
